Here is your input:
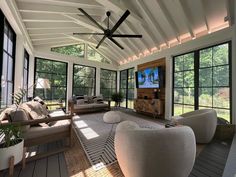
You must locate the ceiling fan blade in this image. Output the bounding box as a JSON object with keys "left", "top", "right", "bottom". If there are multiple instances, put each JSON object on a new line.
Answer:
{"left": 112, "top": 34, "right": 142, "bottom": 38}
{"left": 109, "top": 37, "right": 124, "bottom": 49}
{"left": 73, "top": 33, "right": 104, "bottom": 35}
{"left": 78, "top": 8, "right": 105, "bottom": 31}
{"left": 96, "top": 36, "right": 107, "bottom": 49}
{"left": 109, "top": 10, "right": 130, "bottom": 35}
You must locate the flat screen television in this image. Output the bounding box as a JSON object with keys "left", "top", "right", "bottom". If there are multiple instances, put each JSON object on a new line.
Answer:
{"left": 136, "top": 67, "right": 162, "bottom": 88}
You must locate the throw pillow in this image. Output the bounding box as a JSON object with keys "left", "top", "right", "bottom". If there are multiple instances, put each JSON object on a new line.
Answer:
{"left": 93, "top": 98, "right": 104, "bottom": 104}
{"left": 87, "top": 96, "right": 94, "bottom": 103}
{"left": 33, "top": 96, "right": 46, "bottom": 105}
{"left": 20, "top": 101, "right": 49, "bottom": 127}
{"left": 76, "top": 99, "right": 84, "bottom": 105}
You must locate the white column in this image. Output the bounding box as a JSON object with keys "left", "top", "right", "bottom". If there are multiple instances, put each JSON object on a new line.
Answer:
{"left": 14, "top": 35, "right": 24, "bottom": 94}
{"left": 67, "top": 61, "right": 73, "bottom": 103}
{"left": 165, "top": 55, "right": 172, "bottom": 120}
{"left": 28, "top": 54, "right": 35, "bottom": 97}
{"left": 117, "top": 70, "right": 120, "bottom": 92}
{"left": 96, "top": 67, "right": 101, "bottom": 96}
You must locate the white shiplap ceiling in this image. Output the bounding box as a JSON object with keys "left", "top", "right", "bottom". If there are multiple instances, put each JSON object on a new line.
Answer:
{"left": 15, "top": 0, "right": 233, "bottom": 65}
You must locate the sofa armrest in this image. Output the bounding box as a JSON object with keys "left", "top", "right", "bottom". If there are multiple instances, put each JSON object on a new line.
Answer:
{"left": 0, "top": 114, "right": 72, "bottom": 127}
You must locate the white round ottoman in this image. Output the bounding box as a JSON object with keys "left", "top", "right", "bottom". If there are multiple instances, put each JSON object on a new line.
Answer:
{"left": 103, "top": 111, "right": 121, "bottom": 123}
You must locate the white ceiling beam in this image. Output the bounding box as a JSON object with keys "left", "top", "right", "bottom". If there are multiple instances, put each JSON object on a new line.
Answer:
{"left": 175, "top": 0, "right": 195, "bottom": 38}
{"left": 28, "top": 28, "right": 87, "bottom": 35}
{"left": 17, "top": 0, "right": 103, "bottom": 9}
{"left": 95, "top": 0, "right": 143, "bottom": 24}
{"left": 155, "top": 0, "right": 180, "bottom": 42}
{"left": 33, "top": 38, "right": 75, "bottom": 45}
{"left": 198, "top": 0, "right": 210, "bottom": 32}
{"left": 17, "top": 2, "right": 104, "bottom": 16}
{"left": 22, "top": 13, "right": 74, "bottom": 23}
{"left": 140, "top": 23, "right": 159, "bottom": 49}
{"left": 63, "top": 14, "right": 103, "bottom": 32}
{"left": 31, "top": 36, "right": 70, "bottom": 41}
{"left": 25, "top": 21, "right": 83, "bottom": 30}
{"left": 123, "top": 21, "right": 150, "bottom": 51}
{"left": 225, "top": 0, "right": 234, "bottom": 26}
{"left": 136, "top": 0, "right": 168, "bottom": 46}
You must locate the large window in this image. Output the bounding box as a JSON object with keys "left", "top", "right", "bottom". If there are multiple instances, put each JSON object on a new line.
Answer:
{"left": 73, "top": 64, "right": 96, "bottom": 96}
{"left": 173, "top": 52, "right": 195, "bottom": 115}
{"left": 120, "top": 68, "right": 135, "bottom": 109}
{"left": 173, "top": 42, "right": 231, "bottom": 122}
{"left": 34, "top": 58, "right": 67, "bottom": 105}
{"left": 100, "top": 69, "right": 117, "bottom": 101}
{"left": 87, "top": 45, "right": 111, "bottom": 64}
{"left": 51, "top": 43, "right": 85, "bottom": 58}
{"left": 23, "top": 50, "right": 29, "bottom": 101}
{"left": 0, "top": 11, "right": 16, "bottom": 108}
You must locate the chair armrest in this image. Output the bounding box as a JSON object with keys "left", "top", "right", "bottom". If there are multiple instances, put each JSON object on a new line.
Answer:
{"left": 0, "top": 114, "right": 72, "bottom": 127}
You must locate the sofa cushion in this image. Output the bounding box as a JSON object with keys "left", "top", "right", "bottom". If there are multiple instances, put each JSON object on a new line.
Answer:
{"left": 74, "top": 103, "right": 92, "bottom": 110}
{"left": 92, "top": 103, "right": 109, "bottom": 108}
{"left": 23, "top": 119, "right": 70, "bottom": 140}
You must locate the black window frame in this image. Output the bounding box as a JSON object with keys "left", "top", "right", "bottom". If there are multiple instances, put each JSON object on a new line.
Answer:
{"left": 23, "top": 49, "right": 29, "bottom": 100}
{"left": 172, "top": 41, "right": 232, "bottom": 122}
{"left": 34, "top": 57, "right": 68, "bottom": 105}
{"left": 0, "top": 10, "right": 16, "bottom": 108}
{"left": 100, "top": 68, "right": 117, "bottom": 100}
{"left": 72, "top": 64, "right": 96, "bottom": 96}
{"left": 119, "top": 67, "right": 135, "bottom": 109}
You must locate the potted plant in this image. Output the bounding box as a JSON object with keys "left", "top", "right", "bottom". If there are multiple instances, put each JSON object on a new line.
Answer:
{"left": 0, "top": 124, "right": 24, "bottom": 170}
{"left": 111, "top": 92, "right": 124, "bottom": 107}
{"left": 0, "top": 88, "right": 26, "bottom": 170}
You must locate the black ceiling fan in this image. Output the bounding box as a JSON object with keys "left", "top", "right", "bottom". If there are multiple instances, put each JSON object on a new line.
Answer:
{"left": 73, "top": 8, "right": 142, "bottom": 50}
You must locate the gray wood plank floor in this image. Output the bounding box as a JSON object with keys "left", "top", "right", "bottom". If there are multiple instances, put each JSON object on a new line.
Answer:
{"left": 0, "top": 141, "right": 69, "bottom": 177}
{"left": 189, "top": 140, "right": 232, "bottom": 177}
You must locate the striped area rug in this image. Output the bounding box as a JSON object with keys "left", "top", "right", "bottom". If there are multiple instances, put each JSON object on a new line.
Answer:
{"left": 73, "top": 111, "right": 163, "bottom": 170}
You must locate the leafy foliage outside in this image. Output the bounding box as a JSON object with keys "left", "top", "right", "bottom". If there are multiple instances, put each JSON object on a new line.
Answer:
{"left": 34, "top": 58, "right": 67, "bottom": 104}
{"left": 73, "top": 65, "right": 96, "bottom": 96}
{"left": 100, "top": 69, "right": 117, "bottom": 100}
{"left": 173, "top": 43, "right": 230, "bottom": 122}
{"left": 51, "top": 44, "right": 85, "bottom": 58}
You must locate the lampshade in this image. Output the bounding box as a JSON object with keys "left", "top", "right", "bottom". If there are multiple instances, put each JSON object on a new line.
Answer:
{"left": 36, "top": 78, "right": 50, "bottom": 89}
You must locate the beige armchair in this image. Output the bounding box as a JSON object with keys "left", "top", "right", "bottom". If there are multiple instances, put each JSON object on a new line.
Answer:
{"left": 115, "top": 121, "right": 196, "bottom": 177}
{"left": 174, "top": 109, "right": 217, "bottom": 143}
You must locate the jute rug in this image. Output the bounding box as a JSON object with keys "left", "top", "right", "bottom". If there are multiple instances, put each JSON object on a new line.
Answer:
{"left": 73, "top": 111, "right": 163, "bottom": 170}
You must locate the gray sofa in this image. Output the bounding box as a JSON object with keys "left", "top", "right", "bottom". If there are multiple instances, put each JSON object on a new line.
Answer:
{"left": 68, "top": 95, "right": 110, "bottom": 114}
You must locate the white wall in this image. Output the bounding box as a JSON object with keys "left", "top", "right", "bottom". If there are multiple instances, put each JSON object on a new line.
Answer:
{"left": 0, "top": 0, "right": 35, "bottom": 97}
{"left": 119, "top": 27, "right": 236, "bottom": 122}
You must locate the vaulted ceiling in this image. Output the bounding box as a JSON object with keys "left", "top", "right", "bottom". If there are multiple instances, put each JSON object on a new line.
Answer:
{"left": 15, "top": 0, "right": 232, "bottom": 65}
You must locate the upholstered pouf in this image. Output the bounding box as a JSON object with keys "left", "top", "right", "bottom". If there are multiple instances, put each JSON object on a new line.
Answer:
{"left": 103, "top": 111, "right": 121, "bottom": 123}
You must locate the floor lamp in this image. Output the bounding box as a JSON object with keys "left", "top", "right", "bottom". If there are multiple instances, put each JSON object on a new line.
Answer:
{"left": 36, "top": 78, "right": 51, "bottom": 99}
